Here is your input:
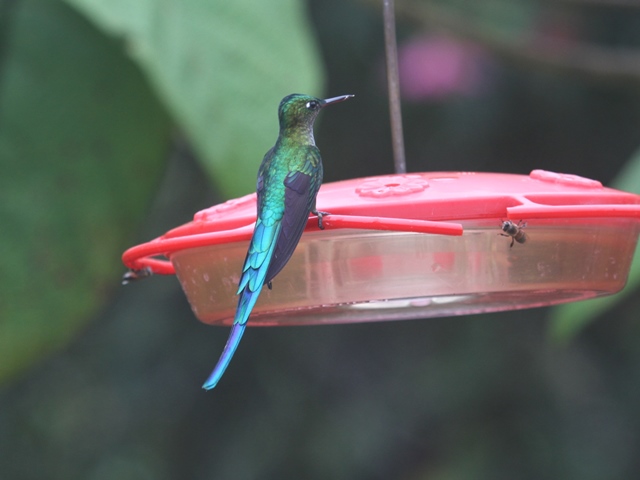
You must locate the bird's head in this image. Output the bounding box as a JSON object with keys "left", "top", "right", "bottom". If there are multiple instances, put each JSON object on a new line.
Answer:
{"left": 277, "top": 93, "right": 353, "bottom": 136}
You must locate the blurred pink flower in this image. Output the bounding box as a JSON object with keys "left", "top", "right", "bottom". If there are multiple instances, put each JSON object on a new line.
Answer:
{"left": 398, "top": 35, "right": 491, "bottom": 101}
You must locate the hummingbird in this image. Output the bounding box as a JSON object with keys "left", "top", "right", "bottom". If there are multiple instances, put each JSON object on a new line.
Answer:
{"left": 202, "top": 93, "right": 354, "bottom": 389}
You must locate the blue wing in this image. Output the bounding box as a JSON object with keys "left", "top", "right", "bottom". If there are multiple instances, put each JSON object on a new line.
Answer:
{"left": 265, "top": 150, "right": 323, "bottom": 283}
{"left": 264, "top": 171, "right": 312, "bottom": 283}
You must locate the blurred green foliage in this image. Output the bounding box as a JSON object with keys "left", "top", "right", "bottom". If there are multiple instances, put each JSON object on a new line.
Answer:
{"left": 64, "top": 0, "right": 324, "bottom": 197}
{"left": 0, "top": 0, "right": 321, "bottom": 383}
{"left": 550, "top": 146, "right": 640, "bottom": 342}
{"left": 2, "top": 0, "right": 640, "bottom": 479}
{"left": 0, "top": 0, "right": 171, "bottom": 383}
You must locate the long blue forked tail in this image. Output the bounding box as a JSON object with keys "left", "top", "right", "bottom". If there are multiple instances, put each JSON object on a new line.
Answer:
{"left": 201, "top": 284, "right": 263, "bottom": 390}
{"left": 201, "top": 323, "right": 246, "bottom": 389}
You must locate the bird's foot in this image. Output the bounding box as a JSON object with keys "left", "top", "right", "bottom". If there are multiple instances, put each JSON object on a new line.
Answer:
{"left": 267, "top": 280, "right": 273, "bottom": 290}
{"left": 312, "top": 210, "right": 330, "bottom": 230}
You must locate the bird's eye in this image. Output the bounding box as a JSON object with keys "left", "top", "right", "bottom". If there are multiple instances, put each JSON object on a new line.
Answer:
{"left": 306, "top": 101, "right": 319, "bottom": 110}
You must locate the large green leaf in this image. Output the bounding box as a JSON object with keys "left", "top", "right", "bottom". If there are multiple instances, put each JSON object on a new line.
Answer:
{"left": 549, "top": 147, "right": 640, "bottom": 342}
{"left": 0, "top": 0, "right": 171, "bottom": 383}
{"left": 63, "top": 0, "right": 325, "bottom": 197}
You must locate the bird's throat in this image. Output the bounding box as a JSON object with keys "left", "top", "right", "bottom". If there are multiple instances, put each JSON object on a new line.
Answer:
{"left": 280, "top": 124, "right": 316, "bottom": 147}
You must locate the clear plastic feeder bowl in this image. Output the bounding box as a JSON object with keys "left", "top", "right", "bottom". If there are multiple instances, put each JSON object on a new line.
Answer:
{"left": 122, "top": 170, "right": 640, "bottom": 326}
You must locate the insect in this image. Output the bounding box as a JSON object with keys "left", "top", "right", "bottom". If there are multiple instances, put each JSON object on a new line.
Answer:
{"left": 500, "top": 220, "right": 528, "bottom": 247}
{"left": 121, "top": 266, "right": 153, "bottom": 285}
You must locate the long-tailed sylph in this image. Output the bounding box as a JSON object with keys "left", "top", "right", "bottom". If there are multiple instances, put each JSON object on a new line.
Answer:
{"left": 202, "top": 93, "right": 353, "bottom": 389}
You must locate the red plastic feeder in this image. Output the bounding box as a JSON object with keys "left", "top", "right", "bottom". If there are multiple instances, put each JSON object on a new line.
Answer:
{"left": 122, "top": 170, "right": 640, "bottom": 326}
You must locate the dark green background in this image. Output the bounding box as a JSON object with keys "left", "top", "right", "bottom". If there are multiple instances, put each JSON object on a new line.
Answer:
{"left": 2, "top": 0, "right": 640, "bottom": 479}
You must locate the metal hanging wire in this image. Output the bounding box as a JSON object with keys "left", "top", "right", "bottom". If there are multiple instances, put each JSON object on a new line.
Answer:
{"left": 383, "top": 0, "right": 407, "bottom": 174}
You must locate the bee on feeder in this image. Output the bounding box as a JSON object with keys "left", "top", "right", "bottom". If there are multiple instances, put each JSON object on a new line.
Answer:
{"left": 500, "top": 220, "right": 528, "bottom": 247}
{"left": 122, "top": 267, "right": 153, "bottom": 285}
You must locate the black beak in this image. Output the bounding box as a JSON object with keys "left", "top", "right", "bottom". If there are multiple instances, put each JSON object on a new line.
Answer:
{"left": 322, "top": 94, "right": 355, "bottom": 107}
